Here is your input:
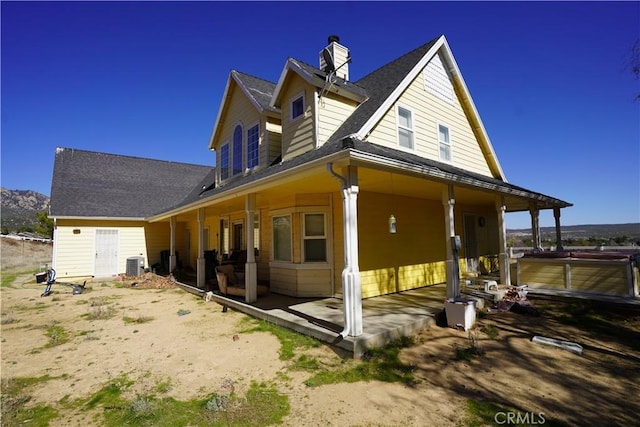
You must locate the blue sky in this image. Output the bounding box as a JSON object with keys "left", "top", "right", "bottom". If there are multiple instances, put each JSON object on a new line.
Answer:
{"left": 2, "top": 1, "right": 639, "bottom": 229}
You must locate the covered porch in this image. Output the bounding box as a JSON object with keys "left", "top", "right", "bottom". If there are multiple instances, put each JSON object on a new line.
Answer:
{"left": 149, "top": 138, "right": 571, "bottom": 341}
{"left": 181, "top": 281, "right": 448, "bottom": 356}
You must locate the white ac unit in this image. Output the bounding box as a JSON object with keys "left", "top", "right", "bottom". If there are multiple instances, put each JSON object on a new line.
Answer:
{"left": 126, "top": 256, "right": 145, "bottom": 277}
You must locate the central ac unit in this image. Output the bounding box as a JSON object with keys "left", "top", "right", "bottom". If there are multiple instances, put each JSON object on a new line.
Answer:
{"left": 126, "top": 256, "right": 145, "bottom": 277}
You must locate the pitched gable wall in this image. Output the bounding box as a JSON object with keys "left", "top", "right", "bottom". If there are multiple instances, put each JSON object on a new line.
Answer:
{"left": 281, "top": 74, "right": 315, "bottom": 161}
{"left": 317, "top": 91, "right": 359, "bottom": 146}
{"left": 213, "top": 83, "right": 281, "bottom": 184}
{"left": 366, "top": 52, "right": 494, "bottom": 177}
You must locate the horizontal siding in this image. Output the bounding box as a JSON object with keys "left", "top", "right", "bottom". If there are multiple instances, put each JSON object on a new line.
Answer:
{"left": 266, "top": 128, "right": 282, "bottom": 166}
{"left": 53, "top": 219, "right": 167, "bottom": 279}
{"left": 570, "top": 262, "right": 628, "bottom": 294}
{"left": 282, "top": 75, "right": 315, "bottom": 161}
{"left": 297, "top": 269, "right": 332, "bottom": 297}
{"left": 519, "top": 261, "right": 565, "bottom": 288}
{"left": 397, "top": 261, "right": 447, "bottom": 291}
{"left": 366, "top": 56, "right": 493, "bottom": 177}
{"left": 269, "top": 266, "right": 332, "bottom": 297}
{"left": 214, "top": 83, "right": 263, "bottom": 183}
{"left": 358, "top": 192, "right": 447, "bottom": 298}
{"left": 317, "top": 92, "right": 358, "bottom": 145}
{"left": 54, "top": 221, "right": 97, "bottom": 278}
{"left": 270, "top": 266, "right": 297, "bottom": 295}
{"left": 144, "top": 222, "right": 171, "bottom": 267}
{"left": 518, "top": 259, "right": 632, "bottom": 296}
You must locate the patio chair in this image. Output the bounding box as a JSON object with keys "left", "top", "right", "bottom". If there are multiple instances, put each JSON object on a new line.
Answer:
{"left": 215, "top": 265, "right": 268, "bottom": 297}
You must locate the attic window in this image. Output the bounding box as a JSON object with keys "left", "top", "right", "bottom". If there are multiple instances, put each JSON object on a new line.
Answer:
{"left": 290, "top": 93, "right": 305, "bottom": 121}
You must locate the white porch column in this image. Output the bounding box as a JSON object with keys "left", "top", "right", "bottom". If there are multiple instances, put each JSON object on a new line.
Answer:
{"left": 442, "top": 185, "right": 459, "bottom": 299}
{"left": 197, "top": 208, "right": 206, "bottom": 288}
{"left": 328, "top": 163, "right": 363, "bottom": 338}
{"left": 169, "top": 216, "right": 177, "bottom": 273}
{"left": 529, "top": 203, "right": 542, "bottom": 251}
{"left": 342, "top": 166, "right": 363, "bottom": 337}
{"left": 495, "top": 197, "right": 511, "bottom": 286}
{"left": 553, "top": 207, "right": 564, "bottom": 251}
{"left": 245, "top": 193, "right": 257, "bottom": 303}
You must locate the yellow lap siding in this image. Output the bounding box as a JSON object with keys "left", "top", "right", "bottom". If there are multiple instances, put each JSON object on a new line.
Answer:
{"left": 570, "top": 262, "right": 628, "bottom": 294}
{"left": 317, "top": 92, "right": 358, "bottom": 145}
{"left": 519, "top": 260, "right": 566, "bottom": 289}
{"left": 281, "top": 74, "right": 315, "bottom": 161}
{"left": 357, "top": 191, "right": 447, "bottom": 298}
{"left": 366, "top": 60, "right": 493, "bottom": 177}
{"left": 269, "top": 265, "right": 332, "bottom": 297}
{"left": 53, "top": 219, "right": 171, "bottom": 279}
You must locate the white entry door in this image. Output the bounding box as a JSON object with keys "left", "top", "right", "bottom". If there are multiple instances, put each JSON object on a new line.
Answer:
{"left": 95, "top": 230, "right": 119, "bottom": 277}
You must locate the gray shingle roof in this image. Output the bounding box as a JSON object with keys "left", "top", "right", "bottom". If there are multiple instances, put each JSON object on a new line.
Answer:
{"left": 290, "top": 59, "right": 369, "bottom": 99}
{"left": 163, "top": 136, "right": 570, "bottom": 214}
{"left": 232, "top": 71, "right": 279, "bottom": 113}
{"left": 327, "top": 37, "right": 440, "bottom": 142}
{"left": 50, "top": 148, "right": 213, "bottom": 218}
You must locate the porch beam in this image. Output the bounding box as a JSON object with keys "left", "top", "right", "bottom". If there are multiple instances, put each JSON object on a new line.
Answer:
{"left": 495, "top": 197, "right": 511, "bottom": 286}
{"left": 245, "top": 193, "right": 257, "bottom": 303}
{"left": 169, "top": 216, "right": 177, "bottom": 273}
{"left": 554, "top": 207, "right": 564, "bottom": 251}
{"left": 442, "top": 185, "right": 459, "bottom": 298}
{"left": 529, "top": 203, "right": 542, "bottom": 252}
{"left": 197, "top": 208, "right": 205, "bottom": 288}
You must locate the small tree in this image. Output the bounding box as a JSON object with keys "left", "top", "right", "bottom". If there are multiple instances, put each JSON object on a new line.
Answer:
{"left": 34, "top": 210, "right": 54, "bottom": 239}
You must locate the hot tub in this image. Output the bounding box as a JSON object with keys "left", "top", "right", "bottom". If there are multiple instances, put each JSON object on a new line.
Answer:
{"left": 515, "top": 251, "right": 639, "bottom": 297}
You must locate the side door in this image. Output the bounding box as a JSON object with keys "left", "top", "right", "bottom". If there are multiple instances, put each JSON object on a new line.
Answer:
{"left": 94, "top": 229, "right": 119, "bottom": 277}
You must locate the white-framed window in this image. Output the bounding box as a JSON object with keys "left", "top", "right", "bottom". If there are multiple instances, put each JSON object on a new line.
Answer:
{"left": 303, "top": 213, "right": 326, "bottom": 262}
{"left": 290, "top": 92, "right": 305, "bottom": 121}
{"left": 220, "top": 218, "right": 229, "bottom": 255}
{"left": 272, "top": 215, "right": 292, "bottom": 261}
{"left": 247, "top": 123, "right": 259, "bottom": 169}
{"left": 397, "top": 106, "right": 414, "bottom": 150}
{"left": 232, "top": 124, "right": 243, "bottom": 176}
{"left": 438, "top": 123, "right": 452, "bottom": 162}
{"left": 220, "top": 143, "right": 230, "bottom": 180}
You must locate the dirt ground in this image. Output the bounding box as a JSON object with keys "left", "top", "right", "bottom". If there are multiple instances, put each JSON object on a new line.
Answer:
{"left": 2, "top": 240, "right": 640, "bottom": 426}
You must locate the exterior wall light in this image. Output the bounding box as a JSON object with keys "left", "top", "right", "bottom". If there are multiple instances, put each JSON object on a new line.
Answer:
{"left": 389, "top": 214, "right": 397, "bottom": 234}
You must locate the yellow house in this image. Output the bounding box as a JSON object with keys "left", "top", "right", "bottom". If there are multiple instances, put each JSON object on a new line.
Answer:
{"left": 50, "top": 35, "right": 571, "bottom": 337}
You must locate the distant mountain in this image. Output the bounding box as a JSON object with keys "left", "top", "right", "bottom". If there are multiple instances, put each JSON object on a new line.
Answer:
{"left": 507, "top": 223, "right": 640, "bottom": 245}
{"left": 1, "top": 188, "right": 50, "bottom": 233}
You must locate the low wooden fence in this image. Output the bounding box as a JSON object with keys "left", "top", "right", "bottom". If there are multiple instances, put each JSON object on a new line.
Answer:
{"left": 513, "top": 252, "right": 639, "bottom": 298}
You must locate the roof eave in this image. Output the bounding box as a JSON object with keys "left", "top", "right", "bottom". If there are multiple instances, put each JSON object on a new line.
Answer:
{"left": 440, "top": 37, "right": 507, "bottom": 181}
{"left": 208, "top": 73, "right": 234, "bottom": 150}
{"left": 148, "top": 149, "right": 352, "bottom": 222}
{"left": 51, "top": 215, "right": 147, "bottom": 221}
{"left": 355, "top": 36, "right": 445, "bottom": 140}
{"left": 271, "top": 59, "right": 367, "bottom": 107}
{"left": 347, "top": 148, "right": 571, "bottom": 209}
{"left": 209, "top": 71, "right": 269, "bottom": 151}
